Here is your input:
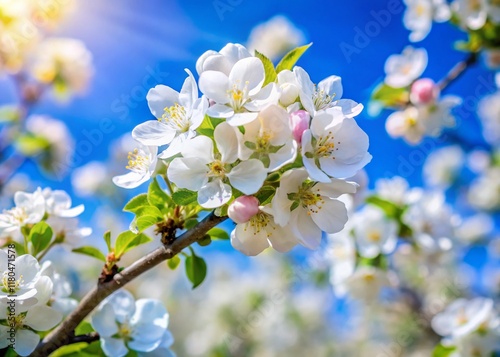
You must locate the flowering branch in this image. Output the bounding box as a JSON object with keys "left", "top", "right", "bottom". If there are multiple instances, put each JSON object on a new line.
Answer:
{"left": 31, "top": 212, "right": 227, "bottom": 357}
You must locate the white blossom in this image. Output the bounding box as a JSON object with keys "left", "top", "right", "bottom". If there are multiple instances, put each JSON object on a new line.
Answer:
{"left": 384, "top": 46, "right": 428, "bottom": 88}
{"left": 452, "top": 0, "right": 488, "bottom": 30}
{"left": 403, "top": 0, "right": 451, "bottom": 42}
{"left": 113, "top": 141, "right": 158, "bottom": 189}
{"left": 423, "top": 145, "right": 464, "bottom": 188}
{"left": 0, "top": 189, "right": 45, "bottom": 238}
{"left": 196, "top": 43, "right": 251, "bottom": 76}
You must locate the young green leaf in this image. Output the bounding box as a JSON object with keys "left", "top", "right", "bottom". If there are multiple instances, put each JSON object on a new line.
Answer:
{"left": 276, "top": 43, "right": 312, "bottom": 73}
{"left": 197, "top": 234, "right": 212, "bottom": 246}
{"left": 185, "top": 252, "right": 207, "bottom": 289}
{"left": 72, "top": 246, "right": 106, "bottom": 262}
{"left": 124, "top": 193, "right": 149, "bottom": 213}
{"left": 167, "top": 255, "right": 181, "bottom": 270}
{"left": 148, "top": 177, "right": 173, "bottom": 211}
{"left": 207, "top": 227, "right": 229, "bottom": 240}
{"left": 432, "top": 343, "right": 456, "bottom": 357}
{"left": 115, "top": 231, "right": 152, "bottom": 258}
{"left": 136, "top": 215, "right": 161, "bottom": 232}
{"left": 172, "top": 189, "right": 198, "bottom": 206}
{"left": 103, "top": 231, "right": 112, "bottom": 252}
{"left": 255, "top": 50, "right": 277, "bottom": 85}
{"left": 371, "top": 83, "right": 409, "bottom": 107}
{"left": 29, "top": 221, "right": 53, "bottom": 256}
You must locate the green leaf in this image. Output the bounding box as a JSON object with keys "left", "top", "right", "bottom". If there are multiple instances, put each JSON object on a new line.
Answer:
{"left": 197, "top": 234, "right": 212, "bottom": 246}
{"left": 197, "top": 115, "right": 215, "bottom": 137}
{"left": 432, "top": 343, "right": 456, "bottom": 357}
{"left": 172, "top": 189, "right": 198, "bottom": 206}
{"left": 365, "top": 196, "right": 400, "bottom": 218}
{"left": 29, "top": 221, "right": 53, "bottom": 256}
{"left": 115, "top": 231, "right": 152, "bottom": 257}
{"left": 255, "top": 50, "right": 277, "bottom": 85}
{"left": 147, "top": 177, "right": 173, "bottom": 211}
{"left": 185, "top": 252, "right": 207, "bottom": 289}
{"left": 167, "top": 255, "right": 181, "bottom": 270}
{"left": 207, "top": 227, "right": 229, "bottom": 240}
{"left": 72, "top": 246, "right": 106, "bottom": 262}
{"left": 0, "top": 105, "right": 20, "bottom": 123}
{"left": 255, "top": 186, "right": 275, "bottom": 206}
{"left": 276, "top": 43, "right": 312, "bottom": 73}
{"left": 134, "top": 205, "right": 163, "bottom": 219}
{"left": 184, "top": 218, "right": 198, "bottom": 229}
{"left": 15, "top": 134, "right": 51, "bottom": 156}
{"left": 371, "top": 83, "right": 409, "bottom": 107}
{"left": 49, "top": 343, "right": 90, "bottom": 357}
{"left": 75, "top": 321, "right": 94, "bottom": 335}
{"left": 103, "top": 231, "right": 112, "bottom": 252}
{"left": 136, "top": 215, "right": 161, "bottom": 232}
{"left": 124, "top": 194, "right": 149, "bottom": 213}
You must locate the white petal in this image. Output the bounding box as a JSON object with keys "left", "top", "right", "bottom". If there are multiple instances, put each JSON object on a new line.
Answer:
{"left": 226, "top": 112, "right": 259, "bottom": 126}
{"left": 207, "top": 103, "right": 234, "bottom": 118}
{"left": 268, "top": 224, "right": 298, "bottom": 253}
{"left": 179, "top": 68, "right": 198, "bottom": 108}
{"left": 245, "top": 83, "right": 280, "bottom": 111}
{"left": 291, "top": 208, "right": 322, "bottom": 249}
{"left": 101, "top": 337, "right": 129, "bottom": 357}
{"left": 198, "top": 180, "right": 232, "bottom": 208}
{"left": 15, "top": 255, "right": 40, "bottom": 284}
{"left": 303, "top": 155, "right": 331, "bottom": 183}
{"left": 56, "top": 204, "right": 85, "bottom": 218}
{"left": 199, "top": 71, "right": 230, "bottom": 104}
{"left": 310, "top": 198, "right": 348, "bottom": 233}
{"left": 167, "top": 157, "right": 208, "bottom": 191}
{"left": 92, "top": 303, "right": 118, "bottom": 337}
{"left": 113, "top": 171, "right": 150, "bottom": 189}
{"left": 180, "top": 135, "right": 214, "bottom": 164}
{"left": 214, "top": 122, "right": 239, "bottom": 163}
{"left": 24, "top": 305, "right": 62, "bottom": 331}
{"left": 132, "top": 121, "right": 176, "bottom": 147}
{"left": 227, "top": 159, "right": 267, "bottom": 194}
{"left": 318, "top": 75, "right": 343, "bottom": 99}
{"left": 14, "top": 329, "right": 40, "bottom": 357}
{"left": 229, "top": 57, "right": 264, "bottom": 94}
{"left": 158, "top": 132, "right": 191, "bottom": 159}
{"left": 335, "top": 99, "right": 364, "bottom": 118}
{"left": 147, "top": 85, "right": 180, "bottom": 119}
{"left": 315, "top": 179, "right": 358, "bottom": 198}
{"left": 231, "top": 225, "right": 270, "bottom": 256}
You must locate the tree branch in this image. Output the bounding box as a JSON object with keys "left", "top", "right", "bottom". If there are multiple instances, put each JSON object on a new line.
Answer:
{"left": 31, "top": 212, "right": 228, "bottom": 357}
{"left": 438, "top": 52, "right": 477, "bottom": 91}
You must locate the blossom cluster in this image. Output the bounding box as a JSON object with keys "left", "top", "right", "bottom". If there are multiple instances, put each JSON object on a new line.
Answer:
{"left": 114, "top": 43, "right": 372, "bottom": 256}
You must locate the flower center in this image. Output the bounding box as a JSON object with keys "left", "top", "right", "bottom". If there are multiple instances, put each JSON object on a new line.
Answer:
{"left": 256, "top": 131, "right": 272, "bottom": 152}
{"left": 299, "top": 184, "right": 325, "bottom": 215}
{"left": 161, "top": 103, "right": 189, "bottom": 132}
{"left": 4, "top": 207, "right": 28, "bottom": 225}
{"left": 119, "top": 322, "right": 132, "bottom": 338}
{"left": 2, "top": 272, "right": 23, "bottom": 294}
{"left": 126, "top": 148, "right": 149, "bottom": 173}
{"left": 367, "top": 231, "right": 381, "bottom": 242}
{"left": 246, "top": 212, "right": 275, "bottom": 237}
{"left": 208, "top": 160, "right": 226, "bottom": 178}
{"left": 228, "top": 81, "right": 250, "bottom": 111}
{"left": 406, "top": 116, "right": 418, "bottom": 127}
{"left": 469, "top": 0, "right": 481, "bottom": 11}
{"left": 312, "top": 86, "right": 335, "bottom": 110}
{"left": 363, "top": 272, "right": 376, "bottom": 282}
{"left": 314, "top": 131, "right": 338, "bottom": 158}
{"left": 415, "top": 4, "right": 426, "bottom": 16}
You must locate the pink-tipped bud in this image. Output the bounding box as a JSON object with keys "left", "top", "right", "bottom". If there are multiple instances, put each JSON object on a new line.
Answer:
{"left": 228, "top": 196, "right": 260, "bottom": 224}
{"left": 410, "top": 78, "right": 439, "bottom": 105}
{"left": 290, "top": 110, "right": 310, "bottom": 144}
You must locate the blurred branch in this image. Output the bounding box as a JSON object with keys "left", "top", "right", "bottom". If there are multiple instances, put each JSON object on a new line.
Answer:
{"left": 32, "top": 212, "right": 228, "bottom": 357}
{"left": 0, "top": 153, "right": 26, "bottom": 191}
{"left": 438, "top": 52, "right": 478, "bottom": 91}
{"left": 67, "top": 332, "right": 100, "bottom": 345}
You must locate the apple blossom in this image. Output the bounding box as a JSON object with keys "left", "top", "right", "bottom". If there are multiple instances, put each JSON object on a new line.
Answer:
{"left": 277, "top": 69, "right": 301, "bottom": 107}
{"left": 452, "top": 0, "right": 488, "bottom": 30}
{"left": 0, "top": 188, "right": 45, "bottom": 238}
{"left": 46, "top": 216, "right": 92, "bottom": 247}
{"left": 384, "top": 46, "right": 428, "bottom": 88}
{"left": 301, "top": 107, "right": 372, "bottom": 181}
{"left": 199, "top": 57, "right": 279, "bottom": 126}
{"left": 42, "top": 188, "right": 85, "bottom": 218}
{"left": 423, "top": 145, "right": 464, "bottom": 188}
{"left": 410, "top": 78, "right": 440, "bottom": 105}
{"left": 352, "top": 206, "right": 398, "bottom": 259}
{"left": 289, "top": 110, "right": 310, "bottom": 144}
{"left": 478, "top": 79, "right": 500, "bottom": 146}
{"left": 272, "top": 169, "right": 357, "bottom": 249}
{"left": 230, "top": 204, "right": 299, "bottom": 256}
{"left": 294, "top": 66, "right": 363, "bottom": 118}
{"left": 403, "top": 0, "right": 451, "bottom": 42}
{"left": 91, "top": 289, "right": 173, "bottom": 357}
{"left": 112, "top": 141, "right": 158, "bottom": 189}
{"left": 236, "top": 104, "right": 297, "bottom": 170}
{"left": 132, "top": 69, "right": 208, "bottom": 158}
{"left": 40, "top": 261, "right": 78, "bottom": 316}
{"left": 196, "top": 43, "right": 251, "bottom": 76}
{"left": 167, "top": 123, "right": 267, "bottom": 208}
{"left": 344, "top": 266, "right": 392, "bottom": 301}
{"left": 227, "top": 196, "right": 260, "bottom": 224}
{"left": 326, "top": 232, "right": 356, "bottom": 296}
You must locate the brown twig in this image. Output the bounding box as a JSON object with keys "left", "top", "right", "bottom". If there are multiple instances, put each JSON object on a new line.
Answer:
{"left": 31, "top": 212, "right": 227, "bottom": 357}
{"left": 438, "top": 52, "right": 478, "bottom": 91}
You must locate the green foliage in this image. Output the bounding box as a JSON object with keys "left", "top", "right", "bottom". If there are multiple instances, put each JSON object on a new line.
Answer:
{"left": 197, "top": 115, "right": 225, "bottom": 137}
{"left": 185, "top": 249, "right": 207, "bottom": 288}
{"left": 432, "top": 343, "right": 456, "bottom": 357}
{"left": 167, "top": 255, "right": 181, "bottom": 270}
{"left": 148, "top": 177, "right": 173, "bottom": 212}
{"left": 255, "top": 185, "right": 276, "bottom": 206}
{"left": 123, "top": 193, "right": 149, "bottom": 213}
{"left": 207, "top": 227, "right": 229, "bottom": 240}
{"left": 0, "top": 105, "right": 20, "bottom": 123}
{"left": 103, "top": 231, "right": 112, "bottom": 252}
{"left": 365, "top": 196, "right": 400, "bottom": 217}
{"left": 15, "top": 134, "right": 51, "bottom": 156}
{"left": 371, "top": 83, "right": 409, "bottom": 108}
{"left": 29, "top": 221, "right": 53, "bottom": 256}
{"left": 197, "top": 234, "right": 212, "bottom": 246}
{"left": 172, "top": 189, "right": 198, "bottom": 206}
{"left": 276, "top": 43, "right": 312, "bottom": 73}
{"left": 255, "top": 50, "right": 277, "bottom": 85}
{"left": 115, "top": 231, "right": 152, "bottom": 258}
{"left": 72, "top": 246, "right": 106, "bottom": 262}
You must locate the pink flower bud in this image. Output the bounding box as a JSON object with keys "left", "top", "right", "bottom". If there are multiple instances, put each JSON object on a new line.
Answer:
{"left": 228, "top": 196, "right": 260, "bottom": 224}
{"left": 410, "top": 78, "right": 439, "bottom": 105}
{"left": 290, "top": 110, "right": 310, "bottom": 144}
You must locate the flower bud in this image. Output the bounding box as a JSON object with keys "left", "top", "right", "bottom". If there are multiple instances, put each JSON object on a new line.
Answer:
{"left": 279, "top": 82, "right": 300, "bottom": 107}
{"left": 228, "top": 196, "right": 260, "bottom": 224}
{"left": 289, "top": 110, "right": 310, "bottom": 144}
{"left": 410, "top": 78, "right": 439, "bottom": 105}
